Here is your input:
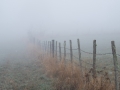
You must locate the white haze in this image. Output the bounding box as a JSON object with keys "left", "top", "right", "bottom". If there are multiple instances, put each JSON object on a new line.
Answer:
{"left": 0, "top": 0, "right": 120, "bottom": 56}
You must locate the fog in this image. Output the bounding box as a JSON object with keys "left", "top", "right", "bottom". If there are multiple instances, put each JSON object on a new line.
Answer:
{"left": 0, "top": 0, "right": 120, "bottom": 61}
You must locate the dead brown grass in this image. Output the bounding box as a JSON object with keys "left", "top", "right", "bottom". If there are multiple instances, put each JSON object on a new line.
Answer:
{"left": 28, "top": 43, "right": 115, "bottom": 90}
{"left": 41, "top": 56, "right": 115, "bottom": 90}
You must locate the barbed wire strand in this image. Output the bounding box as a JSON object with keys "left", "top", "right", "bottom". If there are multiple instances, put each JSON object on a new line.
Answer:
{"left": 45, "top": 45, "right": 120, "bottom": 56}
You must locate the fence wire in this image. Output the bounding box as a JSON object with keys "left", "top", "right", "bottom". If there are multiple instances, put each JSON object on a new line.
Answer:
{"left": 49, "top": 44, "right": 120, "bottom": 56}
{"left": 36, "top": 40, "right": 120, "bottom": 74}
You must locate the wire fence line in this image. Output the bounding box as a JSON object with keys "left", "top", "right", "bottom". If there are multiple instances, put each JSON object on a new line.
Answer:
{"left": 30, "top": 37, "right": 120, "bottom": 90}
{"left": 50, "top": 47, "right": 120, "bottom": 73}
{"left": 55, "top": 49, "right": 120, "bottom": 73}
{"left": 45, "top": 43, "right": 120, "bottom": 57}
{"left": 80, "top": 49, "right": 120, "bottom": 56}
{"left": 66, "top": 59, "right": 120, "bottom": 74}
{"left": 42, "top": 39, "right": 120, "bottom": 63}
{"left": 46, "top": 39, "right": 119, "bottom": 67}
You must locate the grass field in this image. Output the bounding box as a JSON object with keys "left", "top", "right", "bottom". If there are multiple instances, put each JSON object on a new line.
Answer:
{"left": 0, "top": 42, "right": 54, "bottom": 90}
{"left": 0, "top": 42, "right": 118, "bottom": 90}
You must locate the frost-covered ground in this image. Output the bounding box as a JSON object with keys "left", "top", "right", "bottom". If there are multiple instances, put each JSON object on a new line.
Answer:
{"left": 0, "top": 41, "right": 53, "bottom": 90}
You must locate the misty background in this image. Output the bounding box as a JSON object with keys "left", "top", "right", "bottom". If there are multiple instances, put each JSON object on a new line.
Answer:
{"left": 0, "top": 0, "right": 120, "bottom": 61}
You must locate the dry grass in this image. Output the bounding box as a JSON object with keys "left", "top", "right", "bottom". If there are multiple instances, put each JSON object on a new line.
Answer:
{"left": 27, "top": 43, "right": 115, "bottom": 90}
{"left": 41, "top": 56, "right": 115, "bottom": 90}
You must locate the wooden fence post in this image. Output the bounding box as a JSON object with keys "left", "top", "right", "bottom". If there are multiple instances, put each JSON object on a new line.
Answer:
{"left": 59, "top": 42, "right": 61, "bottom": 61}
{"left": 56, "top": 41, "right": 57, "bottom": 58}
{"left": 64, "top": 41, "right": 66, "bottom": 63}
{"left": 45, "top": 41, "right": 47, "bottom": 54}
{"left": 48, "top": 41, "right": 49, "bottom": 56}
{"left": 111, "top": 41, "right": 119, "bottom": 90}
{"left": 93, "top": 40, "right": 96, "bottom": 78}
{"left": 45, "top": 41, "right": 47, "bottom": 53}
{"left": 42, "top": 41, "right": 44, "bottom": 53}
{"left": 44, "top": 41, "right": 45, "bottom": 54}
{"left": 52, "top": 40, "right": 54, "bottom": 58}
{"left": 77, "top": 39, "right": 82, "bottom": 69}
{"left": 46, "top": 41, "right": 48, "bottom": 55}
{"left": 50, "top": 41, "right": 51, "bottom": 57}
{"left": 70, "top": 40, "right": 73, "bottom": 63}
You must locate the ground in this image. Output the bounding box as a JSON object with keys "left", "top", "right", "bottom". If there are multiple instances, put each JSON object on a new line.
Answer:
{"left": 0, "top": 43, "right": 53, "bottom": 90}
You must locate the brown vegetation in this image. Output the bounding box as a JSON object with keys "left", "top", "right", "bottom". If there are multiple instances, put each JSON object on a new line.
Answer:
{"left": 27, "top": 43, "right": 115, "bottom": 90}
{"left": 41, "top": 56, "right": 115, "bottom": 90}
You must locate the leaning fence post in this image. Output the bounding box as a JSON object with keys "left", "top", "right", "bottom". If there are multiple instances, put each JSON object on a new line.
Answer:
{"left": 70, "top": 40, "right": 73, "bottom": 63}
{"left": 52, "top": 40, "right": 54, "bottom": 58}
{"left": 59, "top": 42, "right": 61, "bottom": 61}
{"left": 111, "top": 41, "right": 119, "bottom": 90}
{"left": 64, "top": 41, "right": 66, "bottom": 63}
{"left": 93, "top": 40, "right": 96, "bottom": 78}
{"left": 77, "top": 39, "right": 82, "bottom": 69}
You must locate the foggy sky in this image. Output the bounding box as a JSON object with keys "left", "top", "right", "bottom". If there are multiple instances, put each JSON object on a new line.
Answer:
{"left": 0, "top": 0, "right": 120, "bottom": 41}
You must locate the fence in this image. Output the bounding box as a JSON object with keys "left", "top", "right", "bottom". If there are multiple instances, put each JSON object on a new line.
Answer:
{"left": 30, "top": 37, "right": 120, "bottom": 90}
